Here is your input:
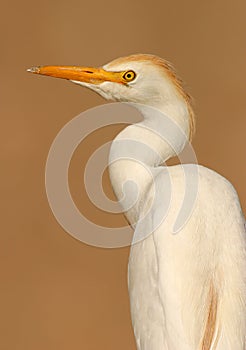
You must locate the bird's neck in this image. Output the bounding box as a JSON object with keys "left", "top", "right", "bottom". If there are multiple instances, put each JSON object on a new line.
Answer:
{"left": 108, "top": 101, "right": 190, "bottom": 225}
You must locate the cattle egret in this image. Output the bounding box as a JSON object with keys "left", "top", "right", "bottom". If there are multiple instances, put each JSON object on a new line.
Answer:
{"left": 28, "top": 54, "right": 246, "bottom": 350}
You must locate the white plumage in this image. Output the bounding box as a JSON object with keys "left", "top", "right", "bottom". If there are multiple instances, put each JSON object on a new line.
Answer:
{"left": 29, "top": 54, "right": 246, "bottom": 349}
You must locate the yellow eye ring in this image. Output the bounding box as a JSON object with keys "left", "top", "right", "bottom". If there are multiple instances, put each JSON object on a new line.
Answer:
{"left": 122, "top": 70, "right": 136, "bottom": 82}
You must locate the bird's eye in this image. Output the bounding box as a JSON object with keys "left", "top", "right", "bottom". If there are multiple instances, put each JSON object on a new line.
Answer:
{"left": 122, "top": 70, "right": 136, "bottom": 82}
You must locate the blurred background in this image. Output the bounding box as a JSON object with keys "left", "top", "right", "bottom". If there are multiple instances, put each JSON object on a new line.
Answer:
{"left": 1, "top": 0, "right": 246, "bottom": 349}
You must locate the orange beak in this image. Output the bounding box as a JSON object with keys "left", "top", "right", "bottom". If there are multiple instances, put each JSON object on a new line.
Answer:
{"left": 27, "top": 65, "right": 124, "bottom": 85}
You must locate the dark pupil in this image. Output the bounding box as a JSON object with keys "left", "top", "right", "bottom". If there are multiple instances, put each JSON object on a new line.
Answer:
{"left": 126, "top": 73, "right": 132, "bottom": 79}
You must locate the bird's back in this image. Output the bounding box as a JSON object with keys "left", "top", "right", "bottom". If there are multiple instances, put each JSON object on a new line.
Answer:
{"left": 128, "top": 164, "right": 246, "bottom": 350}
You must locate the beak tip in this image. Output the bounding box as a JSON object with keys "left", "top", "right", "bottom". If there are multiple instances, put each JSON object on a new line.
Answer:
{"left": 27, "top": 66, "right": 41, "bottom": 74}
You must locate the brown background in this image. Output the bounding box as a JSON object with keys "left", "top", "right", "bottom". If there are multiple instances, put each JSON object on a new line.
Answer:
{"left": 1, "top": 0, "right": 246, "bottom": 349}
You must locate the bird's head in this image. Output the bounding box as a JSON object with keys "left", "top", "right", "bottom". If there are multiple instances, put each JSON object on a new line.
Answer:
{"left": 28, "top": 54, "right": 195, "bottom": 139}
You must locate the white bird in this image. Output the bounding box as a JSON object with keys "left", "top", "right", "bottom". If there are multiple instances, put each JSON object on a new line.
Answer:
{"left": 28, "top": 54, "right": 246, "bottom": 350}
